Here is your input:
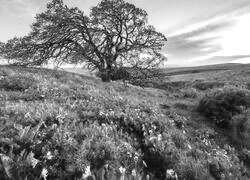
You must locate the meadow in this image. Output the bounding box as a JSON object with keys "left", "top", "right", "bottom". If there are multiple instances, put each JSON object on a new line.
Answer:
{"left": 0, "top": 63, "right": 250, "bottom": 180}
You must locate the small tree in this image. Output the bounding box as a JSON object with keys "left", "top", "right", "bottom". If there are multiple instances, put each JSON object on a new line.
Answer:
{"left": 0, "top": 0, "right": 167, "bottom": 82}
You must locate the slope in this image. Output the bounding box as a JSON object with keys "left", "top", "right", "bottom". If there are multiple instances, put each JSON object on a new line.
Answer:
{"left": 0, "top": 65, "right": 249, "bottom": 180}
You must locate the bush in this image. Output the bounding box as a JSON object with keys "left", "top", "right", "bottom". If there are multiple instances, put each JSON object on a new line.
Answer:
{"left": 193, "top": 81, "right": 224, "bottom": 91}
{"left": 96, "top": 68, "right": 131, "bottom": 81}
{"left": 231, "top": 111, "right": 250, "bottom": 148}
{"left": 247, "top": 82, "right": 250, "bottom": 90}
{"left": 0, "top": 74, "right": 37, "bottom": 91}
{"left": 174, "top": 102, "right": 188, "bottom": 110}
{"left": 181, "top": 88, "right": 198, "bottom": 98}
{"left": 133, "top": 80, "right": 188, "bottom": 91}
{"left": 198, "top": 87, "right": 250, "bottom": 128}
{"left": 1, "top": 66, "right": 249, "bottom": 179}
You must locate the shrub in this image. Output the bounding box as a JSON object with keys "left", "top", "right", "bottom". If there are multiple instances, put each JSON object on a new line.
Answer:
{"left": 193, "top": 81, "right": 224, "bottom": 91}
{"left": 239, "top": 148, "right": 250, "bottom": 167}
{"left": 247, "top": 82, "right": 250, "bottom": 90}
{"left": 4, "top": 89, "right": 45, "bottom": 101}
{"left": 0, "top": 74, "right": 37, "bottom": 91}
{"left": 181, "top": 88, "right": 198, "bottom": 98}
{"left": 174, "top": 102, "right": 188, "bottom": 110}
{"left": 231, "top": 111, "right": 250, "bottom": 148}
{"left": 1, "top": 66, "right": 249, "bottom": 179}
{"left": 96, "top": 68, "right": 131, "bottom": 81}
{"left": 198, "top": 87, "right": 250, "bottom": 128}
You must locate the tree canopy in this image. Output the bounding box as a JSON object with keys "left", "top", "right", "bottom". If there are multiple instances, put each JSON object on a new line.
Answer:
{"left": 0, "top": 0, "right": 167, "bottom": 81}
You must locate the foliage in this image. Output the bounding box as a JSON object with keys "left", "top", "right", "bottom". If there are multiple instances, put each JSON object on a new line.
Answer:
{"left": 198, "top": 87, "right": 250, "bottom": 128}
{"left": 0, "top": 66, "right": 249, "bottom": 179}
{"left": 247, "top": 82, "right": 250, "bottom": 90}
{"left": 181, "top": 88, "right": 198, "bottom": 98}
{"left": 193, "top": 81, "right": 224, "bottom": 91}
{"left": 231, "top": 111, "right": 250, "bottom": 148}
{"left": 0, "top": 0, "right": 167, "bottom": 82}
{"left": 0, "top": 74, "right": 37, "bottom": 91}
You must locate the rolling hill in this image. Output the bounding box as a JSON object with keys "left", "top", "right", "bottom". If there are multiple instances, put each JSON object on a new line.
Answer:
{"left": 0, "top": 64, "right": 249, "bottom": 180}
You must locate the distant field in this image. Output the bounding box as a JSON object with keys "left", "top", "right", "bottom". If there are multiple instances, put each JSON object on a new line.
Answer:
{"left": 164, "top": 63, "right": 250, "bottom": 83}
{"left": 64, "top": 63, "right": 250, "bottom": 81}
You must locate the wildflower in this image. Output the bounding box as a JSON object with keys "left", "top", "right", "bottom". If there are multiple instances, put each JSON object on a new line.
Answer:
{"left": 132, "top": 169, "right": 136, "bottom": 176}
{"left": 45, "top": 151, "right": 53, "bottom": 160}
{"left": 82, "top": 166, "right": 91, "bottom": 178}
{"left": 134, "top": 154, "right": 139, "bottom": 162}
{"left": 166, "top": 169, "right": 177, "bottom": 178}
{"left": 119, "top": 166, "right": 126, "bottom": 174}
{"left": 109, "top": 110, "right": 115, "bottom": 116}
{"left": 221, "top": 173, "right": 226, "bottom": 179}
{"left": 149, "top": 136, "right": 156, "bottom": 141}
{"left": 27, "top": 151, "right": 39, "bottom": 168}
{"left": 51, "top": 124, "right": 57, "bottom": 129}
{"left": 41, "top": 168, "right": 48, "bottom": 180}
{"left": 142, "top": 124, "right": 145, "bottom": 131}
{"left": 187, "top": 144, "right": 192, "bottom": 150}
{"left": 127, "top": 152, "right": 133, "bottom": 158}
{"left": 99, "top": 111, "right": 105, "bottom": 116}
{"left": 157, "top": 134, "right": 162, "bottom": 141}
{"left": 24, "top": 112, "right": 31, "bottom": 118}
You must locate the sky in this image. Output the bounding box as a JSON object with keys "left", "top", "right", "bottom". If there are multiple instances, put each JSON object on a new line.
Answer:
{"left": 0, "top": 0, "right": 250, "bottom": 66}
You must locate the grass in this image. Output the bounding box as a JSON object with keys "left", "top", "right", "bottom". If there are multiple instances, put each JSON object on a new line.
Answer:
{"left": 0, "top": 64, "right": 250, "bottom": 179}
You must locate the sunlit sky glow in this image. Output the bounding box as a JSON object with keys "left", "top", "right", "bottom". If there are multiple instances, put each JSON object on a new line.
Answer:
{"left": 0, "top": 0, "right": 250, "bottom": 66}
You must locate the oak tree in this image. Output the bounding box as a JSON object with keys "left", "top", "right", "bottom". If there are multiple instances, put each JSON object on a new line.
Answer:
{"left": 0, "top": 0, "right": 167, "bottom": 81}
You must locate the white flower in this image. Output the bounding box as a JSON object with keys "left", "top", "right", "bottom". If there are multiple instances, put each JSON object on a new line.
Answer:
{"left": 187, "top": 144, "right": 192, "bottom": 150}
{"left": 46, "top": 151, "right": 53, "bottom": 160}
{"left": 41, "top": 168, "right": 48, "bottom": 180}
{"left": 99, "top": 111, "right": 105, "bottom": 116}
{"left": 157, "top": 134, "right": 162, "bottom": 141}
{"left": 132, "top": 169, "right": 136, "bottom": 176}
{"left": 134, "top": 155, "right": 139, "bottom": 162}
{"left": 149, "top": 136, "right": 157, "bottom": 141}
{"left": 119, "top": 166, "right": 126, "bottom": 174}
{"left": 27, "top": 151, "right": 39, "bottom": 168}
{"left": 82, "top": 166, "right": 91, "bottom": 178}
{"left": 166, "top": 169, "right": 175, "bottom": 177}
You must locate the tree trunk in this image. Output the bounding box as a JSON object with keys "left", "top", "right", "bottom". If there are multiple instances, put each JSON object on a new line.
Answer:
{"left": 101, "top": 69, "right": 111, "bottom": 82}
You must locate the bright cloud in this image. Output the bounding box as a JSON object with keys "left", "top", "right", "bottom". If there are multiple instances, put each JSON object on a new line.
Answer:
{"left": 164, "top": 3, "right": 250, "bottom": 66}
{"left": 233, "top": 57, "right": 250, "bottom": 64}
{"left": 218, "top": 15, "right": 250, "bottom": 56}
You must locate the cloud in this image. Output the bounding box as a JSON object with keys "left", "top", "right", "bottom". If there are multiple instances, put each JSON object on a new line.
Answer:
{"left": 0, "top": 0, "right": 47, "bottom": 18}
{"left": 164, "top": 2, "right": 250, "bottom": 65}
{"left": 164, "top": 22, "right": 229, "bottom": 63}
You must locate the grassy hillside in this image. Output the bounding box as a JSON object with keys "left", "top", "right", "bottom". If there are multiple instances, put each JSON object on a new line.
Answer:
{"left": 0, "top": 64, "right": 250, "bottom": 180}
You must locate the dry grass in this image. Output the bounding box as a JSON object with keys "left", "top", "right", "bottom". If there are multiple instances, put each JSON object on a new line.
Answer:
{"left": 0, "top": 64, "right": 250, "bottom": 179}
